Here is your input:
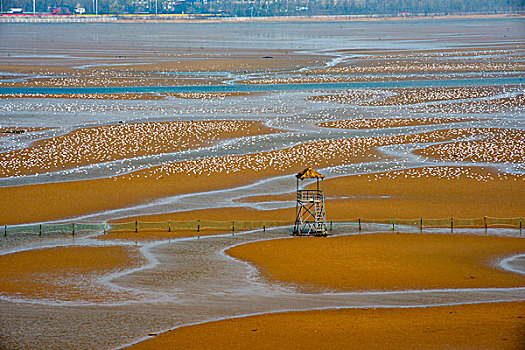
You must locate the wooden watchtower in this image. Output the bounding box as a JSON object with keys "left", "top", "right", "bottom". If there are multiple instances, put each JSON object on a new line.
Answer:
{"left": 293, "top": 167, "right": 328, "bottom": 236}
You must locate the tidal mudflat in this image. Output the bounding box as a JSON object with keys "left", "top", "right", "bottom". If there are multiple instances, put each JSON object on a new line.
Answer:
{"left": 0, "top": 17, "right": 524, "bottom": 349}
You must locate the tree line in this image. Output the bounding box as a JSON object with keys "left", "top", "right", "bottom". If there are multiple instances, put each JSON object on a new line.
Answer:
{"left": 2, "top": 0, "right": 524, "bottom": 16}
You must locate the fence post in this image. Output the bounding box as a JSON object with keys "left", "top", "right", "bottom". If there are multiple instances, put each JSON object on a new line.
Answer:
{"left": 168, "top": 220, "right": 171, "bottom": 232}
{"left": 420, "top": 218, "right": 423, "bottom": 233}
{"left": 135, "top": 221, "right": 138, "bottom": 233}
{"left": 358, "top": 218, "right": 361, "bottom": 231}
{"left": 484, "top": 216, "right": 487, "bottom": 233}
{"left": 450, "top": 217, "right": 453, "bottom": 233}
{"left": 39, "top": 224, "right": 42, "bottom": 236}
{"left": 197, "top": 219, "right": 200, "bottom": 232}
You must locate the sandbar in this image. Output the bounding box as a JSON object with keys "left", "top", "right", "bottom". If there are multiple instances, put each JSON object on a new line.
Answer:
{"left": 415, "top": 128, "right": 525, "bottom": 163}
{"left": 227, "top": 233, "right": 525, "bottom": 292}
{"left": 0, "top": 120, "right": 276, "bottom": 177}
{"left": 128, "top": 301, "right": 525, "bottom": 350}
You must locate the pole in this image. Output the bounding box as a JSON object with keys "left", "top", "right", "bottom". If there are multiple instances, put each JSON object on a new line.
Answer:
{"left": 232, "top": 221, "right": 235, "bottom": 232}
{"left": 420, "top": 218, "right": 423, "bottom": 233}
{"left": 39, "top": 224, "right": 42, "bottom": 236}
{"left": 33, "top": 0, "right": 35, "bottom": 15}
{"left": 391, "top": 218, "right": 394, "bottom": 231}
{"left": 168, "top": 220, "right": 171, "bottom": 232}
{"left": 104, "top": 223, "right": 106, "bottom": 234}
{"left": 197, "top": 219, "right": 200, "bottom": 232}
{"left": 4, "top": 225, "right": 6, "bottom": 237}
{"left": 358, "top": 218, "right": 361, "bottom": 231}
{"left": 451, "top": 217, "right": 453, "bottom": 233}
{"left": 96, "top": 0, "right": 98, "bottom": 15}
{"left": 135, "top": 221, "right": 138, "bottom": 233}
{"left": 484, "top": 216, "right": 487, "bottom": 233}
{"left": 155, "top": 0, "right": 157, "bottom": 15}
{"left": 72, "top": 223, "right": 75, "bottom": 235}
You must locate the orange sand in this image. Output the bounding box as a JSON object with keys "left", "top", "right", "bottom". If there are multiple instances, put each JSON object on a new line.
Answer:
{"left": 310, "top": 54, "right": 525, "bottom": 73}
{"left": 0, "top": 120, "right": 276, "bottom": 177}
{"left": 322, "top": 167, "right": 525, "bottom": 220}
{"left": 0, "top": 245, "right": 144, "bottom": 302}
{"left": 365, "top": 86, "right": 520, "bottom": 106}
{"left": 243, "top": 71, "right": 520, "bottom": 85}
{"left": 317, "top": 117, "right": 473, "bottom": 129}
{"left": 423, "top": 94, "right": 525, "bottom": 113}
{"left": 1, "top": 127, "right": 522, "bottom": 225}
{"left": 0, "top": 93, "right": 166, "bottom": 100}
{"left": 416, "top": 128, "right": 525, "bottom": 163}
{"left": 0, "top": 55, "right": 318, "bottom": 88}
{"left": 98, "top": 56, "right": 318, "bottom": 73}
{"left": 309, "top": 86, "right": 518, "bottom": 106}
{"left": 227, "top": 233, "right": 525, "bottom": 292}
{"left": 0, "top": 92, "right": 262, "bottom": 101}
{"left": 129, "top": 166, "right": 524, "bottom": 223}
{"left": 166, "top": 92, "right": 259, "bottom": 99}
{"left": 129, "top": 302, "right": 525, "bottom": 350}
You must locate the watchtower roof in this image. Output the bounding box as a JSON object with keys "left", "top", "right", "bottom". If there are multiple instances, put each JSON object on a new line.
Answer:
{"left": 296, "top": 167, "right": 324, "bottom": 179}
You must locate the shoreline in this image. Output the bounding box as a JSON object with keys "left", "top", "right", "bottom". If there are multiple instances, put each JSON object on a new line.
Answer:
{"left": 0, "top": 13, "right": 522, "bottom": 24}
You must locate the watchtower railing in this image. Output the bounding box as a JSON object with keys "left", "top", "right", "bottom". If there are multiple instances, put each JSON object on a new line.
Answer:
{"left": 297, "top": 189, "right": 323, "bottom": 202}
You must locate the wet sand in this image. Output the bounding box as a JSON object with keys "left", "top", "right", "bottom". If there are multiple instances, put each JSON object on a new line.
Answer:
{"left": 87, "top": 165, "right": 525, "bottom": 225}
{"left": 0, "top": 93, "right": 167, "bottom": 100}
{"left": 309, "top": 86, "right": 521, "bottom": 106}
{"left": 227, "top": 233, "right": 525, "bottom": 292}
{"left": 1, "top": 18, "right": 524, "bottom": 350}
{"left": 322, "top": 167, "right": 525, "bottom": 220}
{"left": 0, "top": 120, "right": 275, "bottom": 177}
{"left": 0, "top": 92, "right": 261, "bottom": 101}
{"left": 317, "top": 117, "right": 473, "bottom": 129}
{"left": 0, "top": 245, "right": 144, "bottom": 302}
{"left": 128, "top": 301, "right": 525, "bottom": 350}
{"left": 0, "top": 55, "right": 319, "bottom": 88}
{"left": 416, "top": 128, "right": 525, "bottom": 163}
{"left": 0, "top": 128, "right": 505, "bottom": 225}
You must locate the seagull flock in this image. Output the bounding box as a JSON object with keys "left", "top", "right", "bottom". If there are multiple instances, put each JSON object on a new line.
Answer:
{"left": 1, "top": 46, "right": 523, "bottom": 195}
{"left": 0, "top": 120, "right": 263, "bottom": 177}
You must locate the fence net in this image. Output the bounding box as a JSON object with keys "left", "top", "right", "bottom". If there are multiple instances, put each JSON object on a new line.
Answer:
{"left": 1, "top": 217, "right": 522, "bottom": 236}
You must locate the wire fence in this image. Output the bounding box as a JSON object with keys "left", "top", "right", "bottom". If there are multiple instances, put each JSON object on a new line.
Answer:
{"left": 1, "top": 216, "right": 523, "bottom": 237}
{"left": 332, "top": 217, "right": 523, "bottom": 232}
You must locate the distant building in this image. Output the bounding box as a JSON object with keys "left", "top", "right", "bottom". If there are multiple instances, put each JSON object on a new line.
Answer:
{"left": 133, "top": 0, "right": 151, "bottom": 12}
